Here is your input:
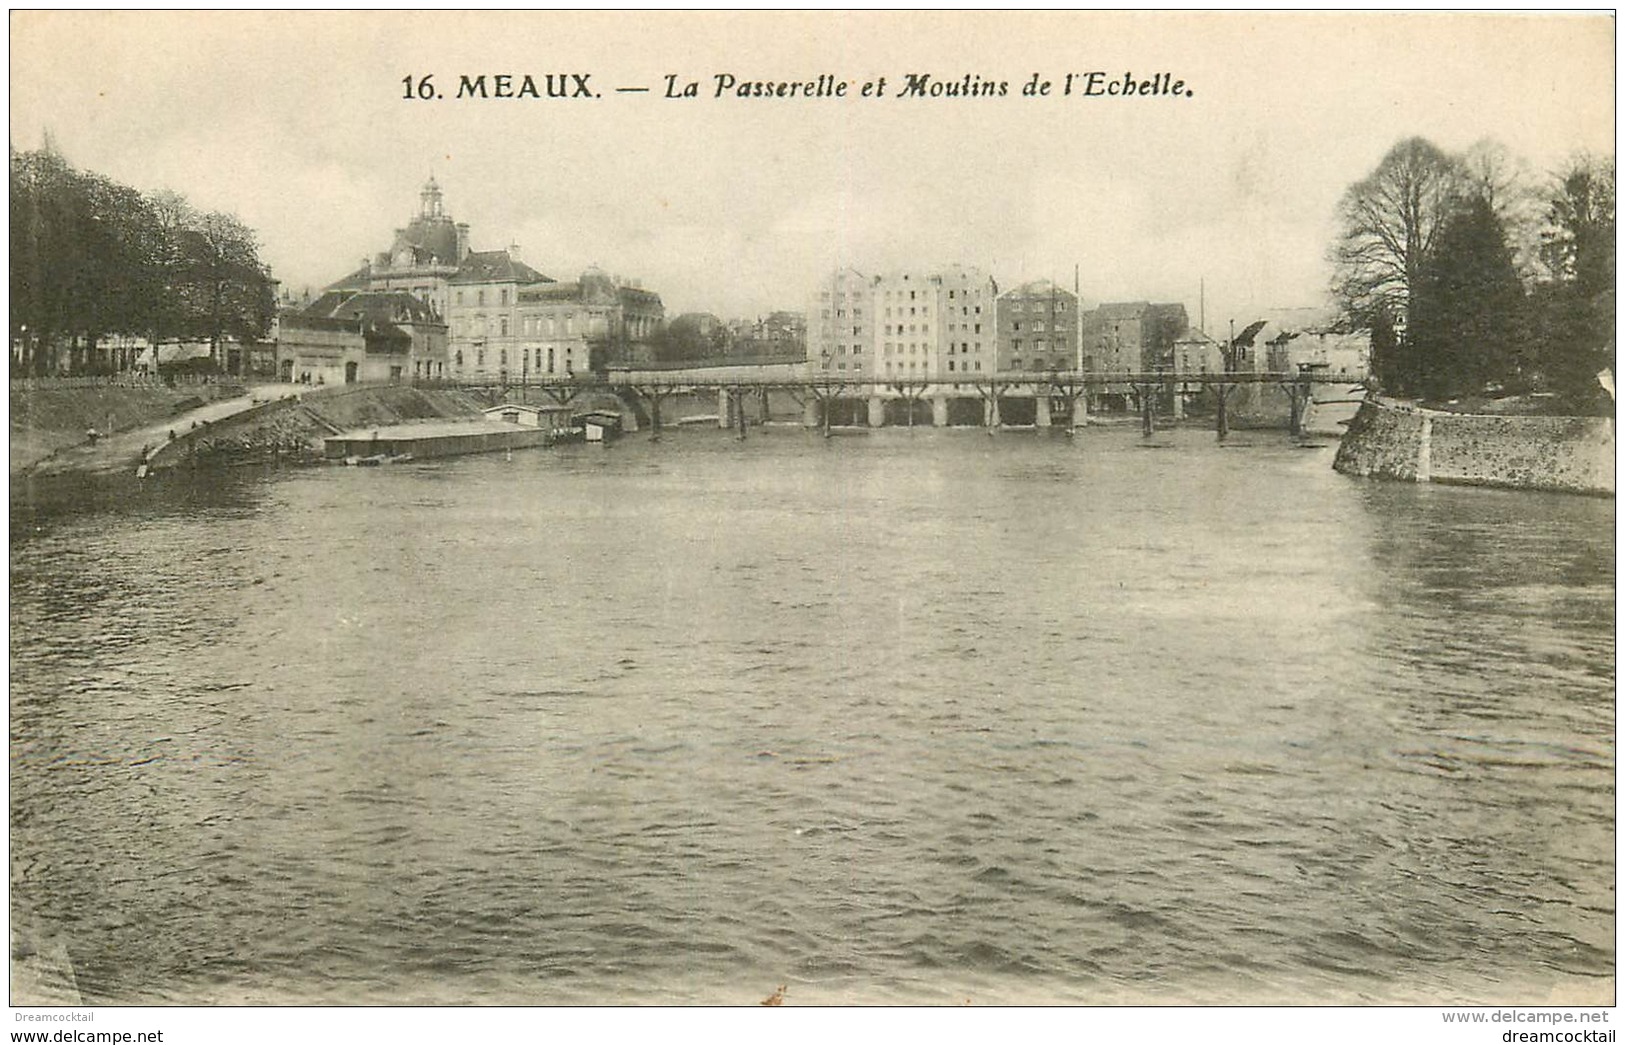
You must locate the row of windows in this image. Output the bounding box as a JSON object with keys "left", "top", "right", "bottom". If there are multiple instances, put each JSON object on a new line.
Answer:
{"left": 454, "top": 287, "right": 510, "bottom": 308}
{"left": 879, "top": 359, "right": 985, "bottom": 372}
{"left": 1005, "top": 300, "right": 1069, "bottom": 312}
{"left": 459, "top": 344, "right": 577, "bottom": 371}
{"left": 883, "top": 324, "right": 928, "bottom": 336}
{"left": 948, "top": 323, "right": 984, "bottom": 334}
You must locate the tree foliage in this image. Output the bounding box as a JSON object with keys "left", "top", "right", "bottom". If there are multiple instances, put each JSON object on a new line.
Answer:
{"left": 1407, "top": 196, "right": 1526, "bottom": 400}
{"left": 1333, "top": 137, "right": 1616, "bottom": 409}
{"left": 10, "top": 145, "right": 276, "bottom": 375}
{"left": 1531, "top": 153, "right": 1615, "bottom": 403}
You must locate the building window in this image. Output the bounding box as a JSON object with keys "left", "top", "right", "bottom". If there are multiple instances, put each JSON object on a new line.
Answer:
{"left": 500, "top": 318, "right": 509, "bottom": 336}
{"left": 477, "top": 349, "right": 486, "bottom": 365}
{"left": 499, "top": 289, "right": 508, "bottom": 306}
{"left": 456, "top": 291, "right": 465, "bottom": 306}
{"left": 477, "top": 290, "right": 486, "bottom": 306}
{"left": 500, "top": 349, "right": 507, "bottom": 365}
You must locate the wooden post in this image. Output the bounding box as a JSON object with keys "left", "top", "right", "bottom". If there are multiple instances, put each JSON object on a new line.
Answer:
{"left": 649, "top": 392, "right": 662, "bottom": 442}
{"left": 736, "top": 390, "right": 747, "bottom": 438}
{"left": 1216, "top": 383, "right": 1230, "bottom": 442}
{"left": 1140, "top": 386, "right": 1154, "bottom": 437}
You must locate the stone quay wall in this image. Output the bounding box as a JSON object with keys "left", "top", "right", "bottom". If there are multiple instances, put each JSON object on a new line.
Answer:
{"left": 1334, "top": 397, "right": 1614, "bottom": 496}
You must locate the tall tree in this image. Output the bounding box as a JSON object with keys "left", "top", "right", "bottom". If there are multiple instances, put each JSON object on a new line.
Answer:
{"left": 9, "top": 145, "right": 277, "bottom": 376}
{"left": 1461, "top": 138, "right": 1544, "bottom": 284}
{"left": 1533, "top": 154, "right": 1615, "bottom": 403}
{"left": 1330, "top": 137, "right": 1464, "bottom": 389}
{"left": 186, "top": 210, "right": 275, "bottom": 372}
{"left": 1407, "top": 195, "right": 1526, "bottom": 401}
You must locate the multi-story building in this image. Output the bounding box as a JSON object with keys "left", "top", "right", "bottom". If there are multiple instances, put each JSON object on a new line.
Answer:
{"left": 1172, "top": 327, "right": 1225, "bottom": 378}
{"left": 324, "top": 176, "right": 470, "bottom": 315}
{"left": 996, "top": 280, "right": 1078, "bottom": 373}
{"left": 445, "top": 249, "right": 551, "bottom": 379}
{"left": 808, "top": 268, "right": 873, "bottom": 375}
{"left": 1080, "top": 302, "right": 1189, "bottom": 375}
{"left": 873, "top": 269, "right": 942, "bottom": 378}
{"left": 324, "top": 179, "right": 661, "bottom": 382}
{"left": 512, "top": 266, "right": 664, "bottom": 378}
{"left": 276, "top": 289, "right": 452, "bottom": 386}
{"left": 935, "top": 265, "right": 998, "bottom": 379}
{"left": 808, "top": 265, "right": 997, "bottom": 381}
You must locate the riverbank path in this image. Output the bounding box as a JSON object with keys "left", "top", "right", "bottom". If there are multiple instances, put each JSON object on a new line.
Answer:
{"left": 21, "top": 383, "right": 308, "bottom": 479}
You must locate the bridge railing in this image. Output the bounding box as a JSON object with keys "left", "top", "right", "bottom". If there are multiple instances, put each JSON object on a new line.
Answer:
{"left": 9, "top": 372, "right": 230, "bottom": 392}
{"left": 405, "top": 369, "right": 1370, "bottom": 392}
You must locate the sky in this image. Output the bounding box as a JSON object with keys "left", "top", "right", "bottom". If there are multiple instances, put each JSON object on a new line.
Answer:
{"left": 9, "top": 11, "right": 1615, "bottom": 330}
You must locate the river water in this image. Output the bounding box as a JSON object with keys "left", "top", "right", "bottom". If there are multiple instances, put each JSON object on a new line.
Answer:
{"left": 9, "top": 425, "right": 1615, "bottom": 1005}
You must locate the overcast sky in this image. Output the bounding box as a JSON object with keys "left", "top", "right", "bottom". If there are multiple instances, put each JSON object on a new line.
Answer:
{"left": 11, "top": 11, "right": 1614, "bottom": 328}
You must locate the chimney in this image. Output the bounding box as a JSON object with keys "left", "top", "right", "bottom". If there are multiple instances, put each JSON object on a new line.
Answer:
{"left": 455, "top": 223, "right": 471, "bottom": 262}
{"left": 508, "top": 241, "right": 522, "bottom": 264}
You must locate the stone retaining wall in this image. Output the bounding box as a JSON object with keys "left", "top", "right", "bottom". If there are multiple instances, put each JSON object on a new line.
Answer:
{"left": 1334, "top": 397, "right": 1614, "bottom": 495}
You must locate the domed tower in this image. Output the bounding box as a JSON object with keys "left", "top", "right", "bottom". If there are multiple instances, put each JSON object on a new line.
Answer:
{"left": 419, "top": 175, "right": 445, "bottom": 219}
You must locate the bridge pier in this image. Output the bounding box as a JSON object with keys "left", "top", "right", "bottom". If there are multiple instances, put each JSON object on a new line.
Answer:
{"left": 1212, "top": 382, "right": 1235, "bottom": 441}
{"left": 983, "top": 397, "right": 1000, "bottom": 429}
{"left": 803, "top": 397, "right": 819, "bottom": 429}
{"left": 868, "top": 396, "right": 886, "bottom": 429}
{"left": 932, "top": 395, "right": 948, "bottom": 427}
{"left": 1284, "top": 378, "right": 1313, "bottom": 437}
{"left": 1035, "top": 394, "right": 1052, "bottom": 429}
{"left": 758, "top": 387, "right": 771, "bottom": 424}
{"left": 717, "top": 388, "right": 731, "bottom": 429}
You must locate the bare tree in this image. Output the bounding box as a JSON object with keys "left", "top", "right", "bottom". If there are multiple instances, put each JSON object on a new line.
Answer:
{"left": 1461, "top": 138, "right": 1544, "bottom": 284}
{"left": 1330, "top": 137, "right": 1464, "bottom": 331}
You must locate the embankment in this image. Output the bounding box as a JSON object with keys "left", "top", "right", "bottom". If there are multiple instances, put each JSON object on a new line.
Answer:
{"left": 10, "top": 381, "right": 243, "bottom": 474}
{"left": 1333, "top": 396, "right": 1614, "bottom": 496}
{"left": 152, "top": 385, "right": 489, "bottom": 468}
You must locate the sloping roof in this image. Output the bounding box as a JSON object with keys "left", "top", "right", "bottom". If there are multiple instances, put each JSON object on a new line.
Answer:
{"left": 1001, "top": 279, "right": 1075, "bottom": 300}
{"left": 323, "top": 264, "right": 373, "bottom": 294}
{"left": 333, "top": 291, "right": 442, "bottom": 325}
{"left": 450, "top": 250, "right": 553, "bottom": 285}
{"left": 520, "top": 281, "right": 584, "bottom": 302}
{"left": 390, "top": 216, "right": 461, "bottom": 268}
{"left": 1095, "top": 301, "right": 1152, "bottom": 319}
{"left": 304, "top": 290, "right": 444, "bottom": 326}
{"left": 280, "top": 312, "right": 361, "bottom": 335}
